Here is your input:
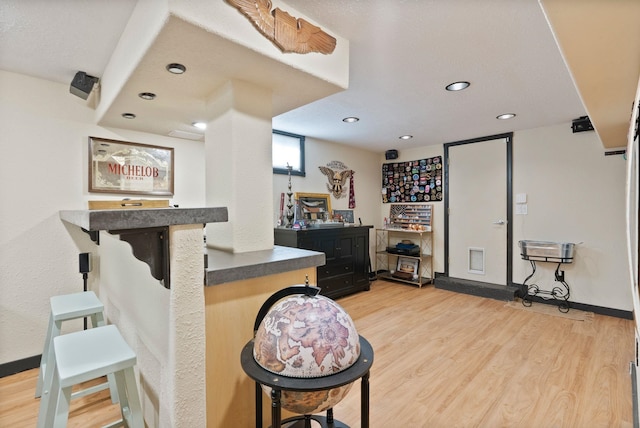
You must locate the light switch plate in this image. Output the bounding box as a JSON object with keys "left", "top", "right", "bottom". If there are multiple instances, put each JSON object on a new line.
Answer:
{"left": 515, "top": 204, "right": 528, "bottom": 215}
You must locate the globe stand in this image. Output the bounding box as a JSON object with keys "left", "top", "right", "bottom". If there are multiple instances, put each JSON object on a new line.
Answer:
{"left": 280, "top": 414, "right": 347, "bottom": 428}
{"left": 240, "top": 336, "right": 373, "bottom": 428}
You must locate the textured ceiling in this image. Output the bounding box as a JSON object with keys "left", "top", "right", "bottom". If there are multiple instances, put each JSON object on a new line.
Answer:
{"left": 0, "top": 0, "right": 137, "bottom": 83}
{"left": 1, "top": 0, "right": 637, "bottom": 152}
{"left": 275, "top": 0, "right": 587, "bottom": 151}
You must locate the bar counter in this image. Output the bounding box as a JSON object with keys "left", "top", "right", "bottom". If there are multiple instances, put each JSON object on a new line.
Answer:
{"left": 60, "top": 207, "right": 326, "bottom": 426}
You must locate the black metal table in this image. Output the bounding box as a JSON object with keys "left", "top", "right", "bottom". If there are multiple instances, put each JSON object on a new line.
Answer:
{"left": 520, "top": 255, "right": 572, "bottom": 312}
{"left": 240, "top": 335, "right": 374, "bottom": 428}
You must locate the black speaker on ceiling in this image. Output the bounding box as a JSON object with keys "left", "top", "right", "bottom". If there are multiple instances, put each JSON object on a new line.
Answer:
{"left": 385, "top": 149, "right": 398, "bottom": 160}
{"left": 69, "top": 71, "right": 99, "bottom": 100}
{"left": 571, "top": 116, "right": 594, "bottom": 133}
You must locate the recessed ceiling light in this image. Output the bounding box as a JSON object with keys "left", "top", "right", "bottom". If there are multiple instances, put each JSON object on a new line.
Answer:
{"left": 138, "top": 92, "right": 156, "bottom": 100}
{"left": 445, "top": 81, "right": 470, "bottom": 91}
{"left": 166, "top": 63, "right": 186, "bottom": 74}
{"left": 399, "top": 135, "right": 413, "bottom": 140}
{"left": 122, "top": 113, "right": 136, "bottom": 119}
{"left": 496, "top": 113, "right": 516, "bottom": 120}
{"left": 342, "top": 117, "right": 359, "bottom": 123}
{"left": 192, "top": 122, "right": 207, "bottom": 130}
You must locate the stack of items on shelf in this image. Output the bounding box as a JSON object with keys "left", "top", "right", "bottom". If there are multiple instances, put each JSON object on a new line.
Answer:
{"left": 386, "top": 240, "right": 420, "bottom": 256}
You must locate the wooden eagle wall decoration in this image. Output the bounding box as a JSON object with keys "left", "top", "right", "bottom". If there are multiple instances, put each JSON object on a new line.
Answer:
{"left": 226, "top": 0, "right": 337, "bottom": 54}
{"left": 319, "top": 165, "right": 351, "bottom": 199}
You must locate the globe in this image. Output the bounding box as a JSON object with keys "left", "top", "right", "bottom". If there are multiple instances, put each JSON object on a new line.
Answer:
{"left": 253, "top": 292, "right": 360, "bottom": 414}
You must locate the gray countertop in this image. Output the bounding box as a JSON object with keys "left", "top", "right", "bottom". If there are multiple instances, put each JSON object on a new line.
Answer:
{"left": 59, "top": 207, "right": 228, "bottom": 230}
{"left": 205, "top": 245, "right": 325, "bottom": 286}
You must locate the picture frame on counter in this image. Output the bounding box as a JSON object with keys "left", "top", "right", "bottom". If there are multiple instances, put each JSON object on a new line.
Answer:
{"left": 88, "top": 136, "right": 174, "bottom": 196}
{"left": 295, "top": 192, "right": 332, "bottom": 222}
{"left": 333, "top": 209, "right": 354, "bottom": 223}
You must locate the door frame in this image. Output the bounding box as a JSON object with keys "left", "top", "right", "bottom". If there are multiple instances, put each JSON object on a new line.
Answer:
{"left": 443, "top": 132, "right": 514, "bottom": 286}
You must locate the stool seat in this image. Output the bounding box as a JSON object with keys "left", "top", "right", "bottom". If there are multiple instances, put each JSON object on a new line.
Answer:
{"left": 37, "top": 325, "right": 144, "bottom": 428}
{"left": 55, "top": 324, "right": 136, "bottom": 387}
{"left": 50, "top": 291, "right": 104, "bottom": 321}
{"left": 35, "top": 291, "right": 118, "bottom": 403}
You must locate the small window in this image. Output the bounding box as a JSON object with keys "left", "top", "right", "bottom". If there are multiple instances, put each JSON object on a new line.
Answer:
{"left": 273, "top": 130, "right": 305, "bottom": 176}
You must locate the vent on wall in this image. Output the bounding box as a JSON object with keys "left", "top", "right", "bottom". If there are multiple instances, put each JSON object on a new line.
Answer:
{"left": 168, "top": 130, "right": 204, "bottom": 141}
{"left": 468, "top": 247, "right": 485, "bottom": 275}
{"left": 604, "top": 149, "right": 626, "bottom": 156}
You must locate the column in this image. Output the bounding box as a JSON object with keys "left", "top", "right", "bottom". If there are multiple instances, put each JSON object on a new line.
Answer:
{"left": 204, "top": 79, "right": 274, "bottom": 253}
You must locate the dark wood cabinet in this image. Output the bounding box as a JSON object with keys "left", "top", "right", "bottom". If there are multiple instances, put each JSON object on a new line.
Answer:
{"left": 274, "top": 226, "right": 372, "bottom": 299}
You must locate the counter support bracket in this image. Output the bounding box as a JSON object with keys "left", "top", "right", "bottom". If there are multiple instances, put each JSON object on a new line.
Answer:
{"left": 109, "top": 227, "right": 171, "bottom": 289}
{"left": 81, "top": 228, "right": 100, "bottom": 244}
{"left": 60, "top": 206, "right": 230, "bottom": 290}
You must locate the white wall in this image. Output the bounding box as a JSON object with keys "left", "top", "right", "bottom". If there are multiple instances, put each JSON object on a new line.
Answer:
{"left": 0, "top": 70, "right": 206, "bottom": 366}
{"left": 513, "top": 123, "right": 631, "bottom": 310}
{"left": 373, "top": 125, "right": 631, "bottom": 311}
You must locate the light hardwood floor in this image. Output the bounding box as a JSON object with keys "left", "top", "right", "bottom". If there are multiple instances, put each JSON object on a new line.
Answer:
{"left": 0, "top": 280, "right": 634, "bottom": 427}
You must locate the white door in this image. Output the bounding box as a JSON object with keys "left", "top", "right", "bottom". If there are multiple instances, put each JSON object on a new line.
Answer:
{"left": 448, "top": 137, "right": 508, "bottom": 285}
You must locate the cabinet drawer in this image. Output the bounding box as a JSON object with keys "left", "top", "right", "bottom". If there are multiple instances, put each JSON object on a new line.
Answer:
{"left": 318, "top": 261, "right": 353, "bottom": 278}
{"left": 319, "top": 274, "right": 354, "bottom": 296}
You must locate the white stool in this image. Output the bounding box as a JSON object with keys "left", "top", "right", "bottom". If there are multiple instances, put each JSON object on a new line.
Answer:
{"left": 35, "top": 291, "right": 118, "bottom": 403}
{"left": 36, "top": 324, "right": 144, "bottom": 428}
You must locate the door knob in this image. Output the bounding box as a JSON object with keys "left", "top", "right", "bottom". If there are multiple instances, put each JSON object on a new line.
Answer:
{"left": 493, "top": 219, "right": 506, "bottom": 225}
